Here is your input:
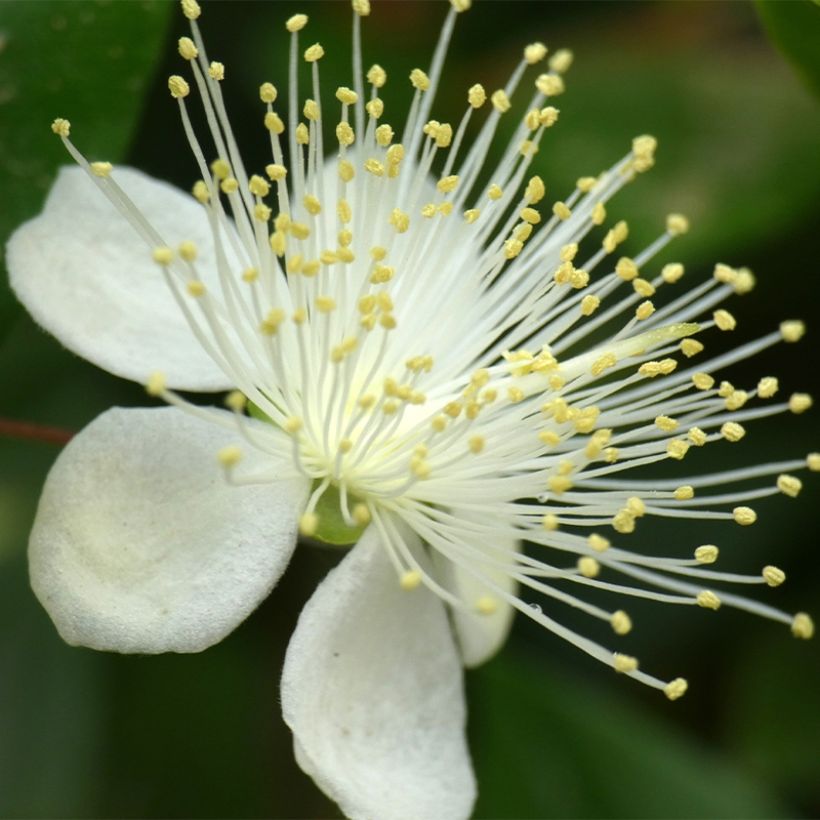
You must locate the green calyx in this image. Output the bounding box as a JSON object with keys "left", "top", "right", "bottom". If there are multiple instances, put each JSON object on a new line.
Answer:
{"left": 310, "top": 482, "right": 368, "bottom": 546}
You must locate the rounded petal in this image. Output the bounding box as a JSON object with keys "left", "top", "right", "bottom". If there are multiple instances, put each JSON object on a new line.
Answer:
{"left": 281, "top": 523, "right": 476, "bottom": 820}
{"left": 7, "top": 166, "right": 235, "bottom": 391}
{"left": 29, "top": 406, "right": 308, "bottom": 653}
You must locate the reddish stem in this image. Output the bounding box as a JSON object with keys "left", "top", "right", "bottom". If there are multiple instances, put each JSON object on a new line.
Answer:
{"left": 0, "top": 417, "right": 75, "bottom": 446}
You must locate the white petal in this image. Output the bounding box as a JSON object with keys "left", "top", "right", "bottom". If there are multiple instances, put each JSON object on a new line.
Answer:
{"left": 439, "top": 511, "right": 519, "bottom": 668}
{"left": 281, "top": 523, "right": 476, "bottom": 820}
{"left": 29, "top": 405, "right": 308, "bottom": 653}
{"left": 7, "top": 166, "right": 234, "bottom": 391}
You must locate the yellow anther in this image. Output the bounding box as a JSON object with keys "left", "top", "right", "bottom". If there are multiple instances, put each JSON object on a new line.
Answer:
{"left": 299, "top": 512, "right": 319, "bottom": 537}
{"left": 524, "top": 42, "right": 547, "bottom": 64}
{"left": 695, "top": 545, "right": 719, "bottom": 564}
{"left": 780, "top": 320, "right": 806, "bottom": 343}
{"left": 352, "top": 503, "right": 371, "bottom": 526}
{"left": 547, "top": 475, "right": 573, "bottom": 495}
{"left": 577, "top": 556, "right": 600, "bottom": 578}
{"left": 590, "top": 353, "right": 616, "bottom": 377}
{"left": 680, "top": 338, "right": 703, "bottom": 357}
{"left": 389, "top": 208, "right": 410, "bottom": 233}
{"left": 733, "top": 268, "right": 756, "bottom": 294}
{"left": 464, "top": 208, "right": 481, "bottom": 224}
{"left": 588, "top": 534, "right": 610, "bottom": 553}
{"left": 284, "top": 416, "right": 304, "bottom": 435}
{"left": 552, "top": 201, "right": 571, "bottom": 220}
{"left": 612, "top": 510, "right": 635, "bottom": 534}
{"left": 577, "top": 176, "right": 598, "bottom": 193}
{"left": 539, "top": 513, "right": 558, "bottom": 532}
{"left": 217, "top": 445, "right": 243, "bottom": 468}
{"left": 295, "top": 123, "right": 310, "bottom": 145}
{"left": 691, "top": 372, "right": 714, "bottom": 391}
{"left": 168, "top": 75, "right": 190, "bottom": 99}
{"left": 367, "top": 63, "right": 386, "bottom": 88}
{"left": 336, "top": 161, "right": 355, "bottom": 184}
{"left": 262, "top": 165, "right": 286, "bottom": 185}
{"left": 264, "top": 111, "right": 285, "bottom": 134}
{"left": 152, "top": 246, "right": 174, "bottom": 266}
{"left": 304, "top": 43, "right": 324, "bottom": 62}
{"left": 687, "top": 427, "right": 707, "bottom": 447}
{"left": 491, "top": 89, "right": 511, "bottom": 113}
{"left": 241, "top": 267, "right": 259, "bottom": 283}
{"left": 664, "top": 678, "right": 688, "bottom": 701}
{"left": 259, "top": 82, "right": 277, "bottom": 103}
{"left": 487, "top": 184, "right": 503, "bottom": 201}
{"left": 363, "top": 99, "right": 384, "bottom": 122}
{"left": 538, "top": 431, "right": 561, "bottom": 447}
{"left": 177, "top": 36, "right": 198, "bottom": 60}
{"left": 580, "top": 294, "right": 600, "bottom": 317}
{"left": 662, "top": 263, "right": 685, "bottom": 284}
{"left": 220, "top": 177, "right": 240, "bottom": 195}
{"left": 808, "top": 453, "right": 820, "bottom": 471}
{"left": 791, "top": 613, "right": 814, "bottom": 639}
{"left": 88, "top": 161, "right": 112, "bottom": 178}
{"left": 756, "top": 376, "right": 778, "bottom": 399}
{"left": 410, "top": 458, "right": 430, "bottom": 478}
{"left": 314, "top": 295, "right": 336, "bottom": 314}
{"left": 51, "top": 118, "right": 71, "bottom": 137}
{"left": 476, "top": 596, "right": 498, "bottom": 616}
{"left": 399, "top": 570, "right": 422, "bottom": 591}
{"left": 467, "top": 435, "right": 485, "bottom": 454}
{"left": 437, "top": 175, "right": 459, "bottom": 194}
{"left": 721, "top": 422, "right": 746, "bottom": 443}
{"left": 615, "top": 257, "right": 638, "bottom": 281}
{"left": 674, "top": 485, "right": 695, "bottom": 500}
{"left": 208, "top": 62, "right": 225, "bottom": 81}
{"left": 539, "top": 106, "right": 559, "bottom": 127}
{"left": 247, "top": 174, "right": 270, "bottom": 198}
{"left": 613, "top": 654, "right": 638, "bottom": 674}
{"left": 535, "top": 73, "right": 565, "bottom": 96}
{"left": 303, "top": 99, "right": 320, "bottom": 121}
{"left": 523, "top": 175, "right": 545, "bottom": 205}
{"left": 352, "top": 0, "right": 371, "bottom": 17}
{"left": 181, "top": 0, "right": 201, "bottom": 20}
{"left": 626, "top": 497, "right": 646, "bottom": 518}
{"left": 635, "top": 301, "right": 655, "bottom": 321}
{"left": 713, "top": 309, "right": 736, "bottom": 332}
{"left": 504, "top": 239, "right": 523, "bottom": 259}
{"left": 713, "top": 263, "right": 737, "bottom": 286}
{"left": 410, "top": 68, "right": 430, "bottom": 91}
{"left": 145, "top": 372, "right": 167, "bottom": 397}
{"left": 777, "top": 474, "right": 802, "bottom": 498}
{"left": 733, "top": 506, "right": 757, "bottom": 526}
{"left": 602, "top": 221, "right": 629, "bottom": 253}
{"left": 369, "top": 264, "right": 394, "bottom": 284}
{"left": 300, "top": 194, "right": 321, "bottom": 215}
{"left": 611, "top": 610, "right": 632, "bottom": 636}
{"left": 655, "top": 415, "right": 678, "bottom": 432}
{"left": 666, "top": 213, "right": 689, "bottom": 235}
{"left": 697, "top": 590, "right": 721, "bottom": 610}
{"left": 372, "top": 124, "right": 393, "bottom": 147}
{"left": 549, "top": 48, "right": 573, "bottom": 73}
{"left": 631, "top": 134, "right": 656, "bottom": 171}
{"left": 633, "top": 278, "right": 656, "bottom": 298}
{"left": 224, "top": 391, "right": 247, "bottom": 413}
{"left": 762, "top": 565, "right": 786, "bottom": 587}
{"left": 292, "top": 308, "right": 308, "bottom": 325}
{"left": 186, "top": 280, "right": 206, "bottom": 298}
{"left": 260, "top": 307, "right": 286, "bottom": 335}
{"left": 667, "top": 439, "right": 689, "bottom": 460}
{"left": 464, "top": 84, "right": 487, "bottom": 110}
{"left": 789, "top": 393, "right": 813, "bottom": 414}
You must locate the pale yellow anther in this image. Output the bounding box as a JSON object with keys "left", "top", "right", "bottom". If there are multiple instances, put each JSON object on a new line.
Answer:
{"left": 552, "top": 201, "right": 571, "bottom": 221}
{"left": 692, "top": 372, "right": 714, "bottom": 391}
{"left": 791, "top": 613, "right": 814, "bottom": 639}
{"left": 780, "top": 320, "right": 806, "bottom": 343}
{"left": 524, "top": 176, "right": 546, "bottom": 205}
{"left": 536, "top": 73, "right": 565, "bottom": 96}
{"left": 713, "top": 309, "right": 736, "bottom": 331}
{"left": 224, "top": 391, "right": 247, "bottom": 413}
{"left": 538, "top": 431, "right": 561, "bottom": 447}
{"left": 697, "top": 590, "right": 721, "bottom": 610}
{"left": 476, "top": 596, "right": 498, "bottom": 616}
{"left": 613, "top": 257, "right": 637, "bottom": 282}
{"left": 789, "top": 393, "right": 813, "bottom": 414}
{"left": 762, "top": 565, "right": 786, "bottom": 588}
{"left": 666, "top": 213, "right": 689, "bottom": 235}
{"left": 667, "top": 439, "right": 689, "bottom": 460}
{"left": 674, "top": 485, "right": 695, "bottom": 501}
{"left": 259, "top": 82, "right": 277, "bottom": 103}
{"left": 466, "top": 83, "right": 487, "bottom": 109}
{"left": 548, "top": 48, "right": 573, "bottom": 74}
{"left": 680, "top": 338, "right": 703, "bottom": 358}
{"left": 217, "top": 445, "right": 242, "bottom": 468}
{"left": 292, "top": 308, "right": 308, "bottom": 325}
{"left": 186, "top": 280, "right": 206, "bottom": 298}
{"left": 633, "top": 278, "right": 656, "bottom": 298}
{"left": 168, "top": 75, "right": 190, "bottom": 99}
{"left": 612, "top": 510, "right": 636, "bottom": 534}
{"left": 655, "top": 415, "right": 679, "bottom": 432}
{"left": 490, "top": 89, "right": 511, "bottom": 113}
{"left": 300, "top": 194, "right": 321, "bottom": 215}
{"left": 410, "top": 456, "right": 430, "bottom": 478}
{"left": 351, "top": 503, "right": 371, "bottom": 527}
{"left": 624, "top": 497, "right": 645, "bottom": 518}
{"left": 264, "top": 111, "right": 285, "bottom": 134}
{"left": 390, "top": 208, "right": 410, "bottom": 233}
{"left": 588, "top": 202, "right": 606, "bottom": 227}
{"left": 371, "top": 124, "right": 393, "bottom": 148}
{"left": 463, "top": 208, "right": 480, "bottom": 224}
{"left": 303, "top": 99, "right": 320, "bottom": 121}
{"left": 604, "top": 447, "right": 619, "bottom": 464}
{"left": 209, "top": 62, "right": 225, "bottom": 81}
{"left": 539, "top": 106, "right": 560, "bottom": 127}
{"left": 713, "top": 263, "right": 737, "bottom": 285}
{"left": 591, "top": 353, "right": 617, "bottom": 377}
{"left": 695, "top": 545, "right": 719, "bottom": 564}
{"left": 254, "top": 206, "right": 271, "bottom": 224}
{"left": 362, "top": 100, "right": 383, "bottom": 122}
{"left": 613, "top": 654, "right": 638, "bottom": 674}
{"left": 367, "top": 63, "right": 386, "bottom": 88}
{"left": 577, "top": 176, "right": 598, "bottom": 193}
{"left": 51, "top": 118, "right": 71, "bottom": 137}
{"left": 524, "top": 42, "right": 547, "bottom": 64}
{"left": 721, "top": 422, "right": 746, "bottom": 443}
{"left": 88, "top": 161, "right": 112, "bottom": 178}
{"left": 483, "top": 184, "right": 502, "bottom": 202}
{"left": 399, "top": 570, "right": 422, "bottom": 591}
{"left": 662, "top": 263, "right": 685, "bottom": 284}
{"left": 611, "top": 610, "right": 632, "bottom": 636}
{"left": 580, "top": 294, "right": 600, "bottom": 317}
{"left": 757, "top": 376, "right": 779, "bottom": 399}
{"left": 632, "top": 134, "right": 657, "bottom": 160}
{"left": 777, "top": 474, "right": 802, "bottom": 498}
{"left": 145, "top": 371, "right": 167, "bottom": 397}
{"left": 177, "top": 36, "right": 198, "bottom": 60}
{"left": 352, "top": 0, "right": 371, "bottom": 17}
{"left": 733, "top": 506, "right": 757, "bottom": 526}
{"left": 603, "top": 221, "right": 629, "bottom": 254}
{"left": 588, "top": 534, "right": 610, "bottom": 553}
{"left": 295, "top": 123, "right": 310, "bottom": 145}
{"left": 299, "top": 512, "right": 319, "bottom": 537}
{"left": 181, "top": 0, "right": 201, "bottom": 20}
{"left": 410, "top": 68, "right": 430, "bottom": 91}
{"left": 336, "top": 160, "right": 355, "bottom": 184}
{"left": 304, "top": 43, "right": 324, "bottom": 62}
{"left": 220, "top": 177, "right": 239, "bottom": 195}
{"left": 242, "top": 267, "right": 259, "bottom": 283}
{"left": 664, "top": 678, "right": 688, "bottom": 701}
{"left": 178, "top": 240, "right": 198, "bottom": 262}
{"left": 152, "top": 246, "right": 174, "bottom": 266}
{"left": 719, "top": 379, "right": 734, "bottom": 396}
{"left": 808, "top": 453, "right": 820, "bottom": 471}
{"left": 733, "top": 268, "right": 756, "bottom": 294}
{"left": 264, "top": 164, "right": 286, "bottom": 183}
{"left": 687, "top": 427, "right": 707, "bottom": 447}
{"left": 577, "top": 556, "right": 600, "bottom": 578}
{"left": 635, "top": 301, "right": 655, "bottom": 321}
{"left": 290, "top": 221, "right": 310, "bottom": 240}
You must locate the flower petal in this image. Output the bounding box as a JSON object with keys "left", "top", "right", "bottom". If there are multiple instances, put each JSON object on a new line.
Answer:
{"left": 281, "top": 522, "right": 476, "bottom": 820}
{"left": 439, "top": 511, "right": 519, "bottom": 668}
{"left": 29, "top": 405, "right": 308, "bottom": 653}
{"left": 7, "top": 166, "right": 235, "bottom": 391}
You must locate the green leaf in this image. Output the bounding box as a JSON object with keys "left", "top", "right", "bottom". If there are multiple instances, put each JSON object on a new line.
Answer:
{"left": 470, "top": 648, "right": 787, "bottom": 818}
{"left": 756, "top": 0, "right": 820, "bottom": 98}
{"left": 0, "top": 0, "right": 172, "bottom": 340}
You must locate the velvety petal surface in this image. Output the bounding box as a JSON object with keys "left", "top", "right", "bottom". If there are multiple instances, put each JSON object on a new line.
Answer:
{"left": 7, "top": 166, "right": 234, "bottom": 390}
{"left": 281, "top": 523, "right": 476, "bottom": 820}
{"left": 29, "top": 405, "right": 308, "bottom": 653}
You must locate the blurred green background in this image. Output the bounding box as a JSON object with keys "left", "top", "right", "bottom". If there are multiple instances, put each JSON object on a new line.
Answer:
{"left": 1, "top": 1, "right": 819, "bottom": 817}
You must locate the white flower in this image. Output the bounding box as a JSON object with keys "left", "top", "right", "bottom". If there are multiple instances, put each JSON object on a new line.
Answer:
{"left": 5, "top": 0, "right": 816, "bottom": 818}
